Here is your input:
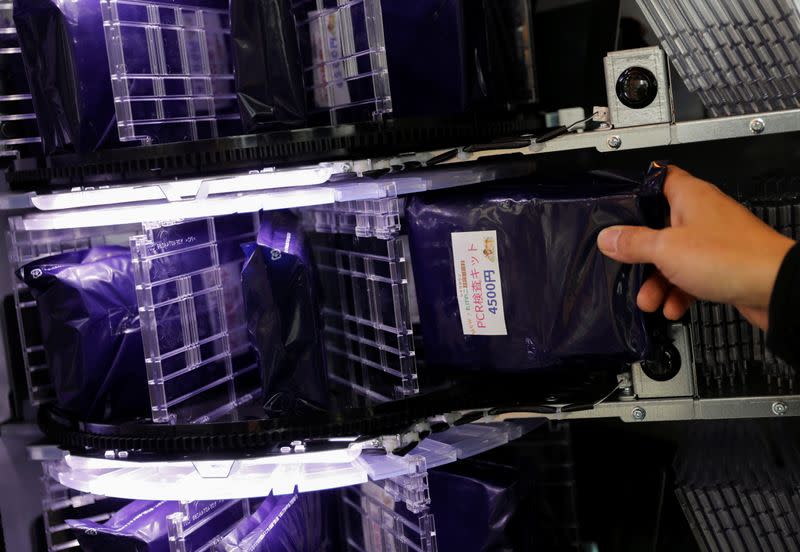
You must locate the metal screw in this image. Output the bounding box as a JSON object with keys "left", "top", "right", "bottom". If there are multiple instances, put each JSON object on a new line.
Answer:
{"left": 772, "top": 401, "right": 788, "bottom": 416}
{"left": 750, "top": 118, "right": 766, "bottom": 134}
{"left": 631, "top": 407, "right": 646, "bottom": 421}
{"left": 607, "top": 135, "right": 622, "bottom": 149}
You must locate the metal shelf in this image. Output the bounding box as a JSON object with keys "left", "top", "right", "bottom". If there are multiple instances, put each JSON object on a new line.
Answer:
{"left": 489, "top": 394, "right": 800, "bottom": 424}
{"left": 2, "top": 108, "right": 799, "bottom": 230}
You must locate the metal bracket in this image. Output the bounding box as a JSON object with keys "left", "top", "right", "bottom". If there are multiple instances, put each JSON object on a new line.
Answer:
{"left": 491, "top": 394, "right": 800, "bottom": 424}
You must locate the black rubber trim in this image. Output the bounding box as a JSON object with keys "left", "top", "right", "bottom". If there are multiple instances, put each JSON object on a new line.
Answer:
{"left": 38, "top": 370, "right": 620, "bottom": 461}
{"left": 9, "top": 115, "right": 542, "bottom": 191}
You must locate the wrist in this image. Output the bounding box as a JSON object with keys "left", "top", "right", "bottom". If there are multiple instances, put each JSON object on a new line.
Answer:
{"left": 758, "top": 236, "right": 796, "bottom": 308}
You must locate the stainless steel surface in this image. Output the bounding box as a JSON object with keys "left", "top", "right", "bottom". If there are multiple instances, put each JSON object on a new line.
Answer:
{"left": 448, "top": 108, "right": 800, "bottom": 162}
{"left": 604, "top": 46, "right": 672, "bottom": 128}
{"left": 491, "top": 395, "right": 800, "bottom": 423}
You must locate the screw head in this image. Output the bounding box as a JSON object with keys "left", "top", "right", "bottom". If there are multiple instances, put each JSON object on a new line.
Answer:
{"left": 772, "top": 401, "right": 788, "bottom": 416}
{"left": 631, "top": 407, "right": 646, "bottom": 421}
{"left": 750, "top": 118, "right": 766, "bottom": 134}
{"left": 607, "top": 135, "right": 622, "bottom": 149}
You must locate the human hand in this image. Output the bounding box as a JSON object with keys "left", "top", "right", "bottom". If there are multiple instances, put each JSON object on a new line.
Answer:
{"left": 597, "top": 165, "right": 795, "bottom": 330}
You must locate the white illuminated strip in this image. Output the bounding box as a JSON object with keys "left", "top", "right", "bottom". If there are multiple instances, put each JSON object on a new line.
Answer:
{"left": 30, "top": 164, "right": 344, "bottom": 211}
{"left": 13, "top": 177, "right": 403, "bottom": 231}
{"left": 48, "top": 421, "right": 537, "bottom": 501}
{"left": 65, "top": 446, "right": 361, "bottom": 470}
{"left": 1, "top": 159, "right": 538, "bottom": 232}
{"left": 18, "top": 187, "right": 338, "bottom": 230}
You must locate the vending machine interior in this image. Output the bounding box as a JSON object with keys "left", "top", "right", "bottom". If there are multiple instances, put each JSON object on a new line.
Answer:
{"left": 3, "top": 1, "right": 800, "bottom": 551}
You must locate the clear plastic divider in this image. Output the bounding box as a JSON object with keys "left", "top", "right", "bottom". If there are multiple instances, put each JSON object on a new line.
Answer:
{"left": 0, "top": 3, "right": 41, "bottom": 159}
{"left": 129, "top": 214, "right": 259, "bottom": 423}
{"left": 101, "top": 0, "right": 240, "bottom": 145}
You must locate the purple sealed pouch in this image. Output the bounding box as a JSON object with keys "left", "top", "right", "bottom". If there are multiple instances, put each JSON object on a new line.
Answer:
{"left": 426, "top": 460, "right": 522, "bottom": 552}
{"left": 230, "top": 0, "right": 307, "bottom": 131}
{"left": 13, "top": 0, "right": 120, "bottom": 154}
{"left": 68, "top": 499, "right": 242, "bottom": 552}
{"left": 406, "top": 164, "right": 667, "bottom": 373}
{"left": 241, "top": 211, "right": 329, "bottom": 417}
{"left": 16, "top": 247, "right": 149, "bottom": 421}
{"left": 215, "top": 493, "right": 325, "bottom": 552}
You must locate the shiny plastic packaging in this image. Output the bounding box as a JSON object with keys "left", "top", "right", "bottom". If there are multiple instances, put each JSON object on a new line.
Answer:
{"left": 215, "top": 493, "right": 325, "bottom": 551}
{"left": 230, "top": 0, "right": 307, "bottom": 131}
{"left": 68, "top": 500, "right": 242, "bottom": 552}
{"left": 428, "top": 460, "right": 522, "bottom": 552}
{"left": 241, "top": 212, "right": 328, "bottom": 417}
{"left": 16, "top": 247, "right": 149, "bottom": 421}
{"left": 13, "top": 0, "right": 118, "bottom": 154}
{"left": 406, "top": 165, "right": 667, "bottom": 372}
{"left": 381, "top": 0, "right": 537, "bottom": 118}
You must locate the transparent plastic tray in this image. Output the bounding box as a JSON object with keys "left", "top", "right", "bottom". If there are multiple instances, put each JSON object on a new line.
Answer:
{"left": 101, "top": 0, "right": 241, "bottom": 145}
{"left": 301, "top": 189, "right": 416, "bottom": 407}
{"left": 40, "top": 467, "right": 252, "bottom": 552}
{"left": 0, "top": 3, "right": 42, "bottom": 159}
{"left": 292, "top": 0, "right": 392, "bottom": 125}
{"left": 48, "top": 421, "right": 538, "bottom": 501}
{"left": 637, "top": 0, "right": 800, "bottom": 116}
{"left": 130, "top": 214, "right": 260, "bottom": 423}
{"left": 342, "top": 478, "right": 437, "bottom": 552}
{"left": 166, "top": 499, "right": 251, "bottom": 552}
{"left": 41, "top": 469, "right": 123, "bottom": 552}
{"left": 6, "top": 223, "right": 142, "bottom": 406}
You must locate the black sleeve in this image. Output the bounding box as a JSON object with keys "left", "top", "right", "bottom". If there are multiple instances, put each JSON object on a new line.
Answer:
{"left": 767, "top": 242, "right": 800, "bottom": 365}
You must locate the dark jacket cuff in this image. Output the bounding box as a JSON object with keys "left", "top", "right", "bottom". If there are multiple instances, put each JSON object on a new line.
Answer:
{"left": 767, "top": 241, "right": 800, "bottom": 366}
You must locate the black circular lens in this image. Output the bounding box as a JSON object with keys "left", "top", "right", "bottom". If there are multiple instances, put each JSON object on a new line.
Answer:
{"left": 642, "top": 344, "right": 682, "bottom": 382}
{"left": 616, "top": 66, "right": 658, "bottom": 109}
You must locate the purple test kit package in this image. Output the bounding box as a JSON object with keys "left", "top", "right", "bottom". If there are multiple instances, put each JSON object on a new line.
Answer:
{"left": 427, "top": 460, "right": 523, "bottom": 552}
{"left": 230, "top": 0, "right": 307, "bottom": 131}
{"left": 68, "top": 499, "right": 243, "bottom": 552}
{"left": 405, "top": 164, "right": 667, "bottom": 373}
{"left": 16, "top": 247, "right": 149, "bottom": 421}
{"left": 214, "top": 493, "right": 326, "bottom": 551}
{"left": 13, "top": 0, "right": 119, "bottom": 154}
{"left": 241, "top": 211, "right": 329, "bottom": 417}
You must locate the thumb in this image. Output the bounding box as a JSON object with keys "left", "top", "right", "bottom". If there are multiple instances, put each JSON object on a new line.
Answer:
{"left": 597, "top": 225, "right": 662, "bottom": 264}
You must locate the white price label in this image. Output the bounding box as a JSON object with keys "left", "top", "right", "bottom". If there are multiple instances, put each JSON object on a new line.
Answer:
{"left": 451, "top": 231, "right": 508, "bottom": 336}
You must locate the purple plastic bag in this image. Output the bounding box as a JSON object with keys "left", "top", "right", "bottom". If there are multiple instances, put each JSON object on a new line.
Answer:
{"left": 405, "top": 164, "right": 667, "bottom": 373}
{"left": 214, "top": 493, "right": 325, "bottom": 551}
{"left": 16, "top": 247, "right": 149, "bottom": 421}
{"left": 13, "top": 0, "right": 119, "bottom": 154}
{"left": 382, "top": 0, "right": 537, "bottom": 118}
{"left": 427, "top": 460, "right": 522, "bottom": 552}
{"left": 230, "top": 0, "right": 307, "bottom": 131}
{"left": 241, "top": 211, "right": 329, "bottom": 417}
{"left": 68, "top": 500, "right": 244, "bottom": 552}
